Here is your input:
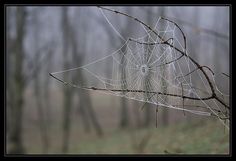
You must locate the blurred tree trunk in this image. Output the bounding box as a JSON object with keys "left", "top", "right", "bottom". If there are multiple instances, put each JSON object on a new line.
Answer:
{"left": 70, "top": 11, "right": 103, "bottom": 136}
{"left": 32, "top": 8, "right": 49, "bottom": 153}
{"left": 159, "top": 7, "right": 169, "bottom": 127}
{"left": 70, "top": 9, "right": 91, "bottom": 133}
{"left": 119, "top": 43, "right": 129, "bottom": 128}
{"left": 75, "top": 69, "right": 103, "bottom": 136}
{"left": 34, "top": 70, "right": 49, "bottom": 153}
{"left": 186, "top": 8, "right": 201, "bottom": 122}
{"left": 119, "top": 56, "right": 128, "bottom": 130}
{"left": 78, "top": 89, "right": 103, "bottom": 136}
{"left": 119, "top": 8, "right": 134, "bottom": 129}
{"left": 213, "top": 9, "right": 220, "bottom": 81}
{"left": 133, "top": 101, "right": 142, "bottom": 128}
{"left": 8, "top": 7, "right": 27, "bottom": 154}
{"left": 143, "top": 8, "right": 153, "bottom": 127}
{"left": 43, "top": 48, "right": 53, "bottom": 148}
{"left": 76, "top": 89, "right": 92, "bottom": 133}
{"left": 61, "top": 7, "right": 73, "bottom": 153}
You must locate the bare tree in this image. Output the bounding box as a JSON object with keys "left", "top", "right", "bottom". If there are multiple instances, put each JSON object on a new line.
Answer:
{"left": 119, "top": 44, "right": 129, "bottom": 129}
{"left": 119, "top": 8, "right": 134, "bottom": 129}
{"left": 61, "top": 7, "right": 74, "bottom": 153}
{"left": 71, "top": 9, "right": 103, "bottom": 136}
{"left": 31, "top": 8, "right": 50, "bottom": 153}
{"left": 158, "top": 7, "right": 169, "bottom": 127}
{"left": 143, "top": 7, "right": 155, "bottom": 127}
{"left": 50, "top": 7, "right": 229, "bottom": 132}
{"left": 7, "top": 7, "right": 27, "bottom": 154}
{"left": 130, "top": 128, "right": 153, "bottom": 153}
{"left": 141, "top": 7, "right": 229, "bottom": 40}
{"left": 42, "top": 47, "right": 53, "bottom": 150}
{"left": 7, "top": 7, "right": 56, "bottom": 154}
{"left": 92, "top": 7, "right": 230, "bottom": 121}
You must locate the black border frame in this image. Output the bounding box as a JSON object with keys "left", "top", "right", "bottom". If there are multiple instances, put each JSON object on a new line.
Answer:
{"left": 2, "top": 1, "right": 233, "bottom": 159}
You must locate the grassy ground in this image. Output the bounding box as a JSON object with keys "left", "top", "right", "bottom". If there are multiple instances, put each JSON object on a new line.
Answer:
{"left": 21, "top": 90, "right": 229, "bottom": 155}
{"left": 67, "top": 119, "right": 229, "bottom": 154}
{"left": 22, "top": 118, "right": 228, "bottom": 155}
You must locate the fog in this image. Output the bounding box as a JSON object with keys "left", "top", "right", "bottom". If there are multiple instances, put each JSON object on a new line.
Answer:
{"left": 6, "top": 6, "right": 230, "bottom": 154}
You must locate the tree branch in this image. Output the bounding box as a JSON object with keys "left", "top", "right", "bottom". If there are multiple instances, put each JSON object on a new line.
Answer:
{"left": 49, "top": 73, "right": 214, "bottom": 101}
{"left": 97, "top": 6, "right": 229, "bottom": 110}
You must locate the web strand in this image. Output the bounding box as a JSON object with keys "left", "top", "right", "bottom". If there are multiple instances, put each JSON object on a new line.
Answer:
{"left": 50, "top": 11, "right": 229, "bottom": 128}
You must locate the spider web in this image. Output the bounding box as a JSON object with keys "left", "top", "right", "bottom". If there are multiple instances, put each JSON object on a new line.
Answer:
{"left": 51, "top": 9, "right": 229, "bottom": 128}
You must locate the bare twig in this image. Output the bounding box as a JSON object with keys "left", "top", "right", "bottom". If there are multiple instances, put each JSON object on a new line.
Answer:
{"left": 50, "top": 7, "right": 229, "bottom": 124}
{"left": 171, "top": 104, "right": 222, "bottom": 113}
{"left": 141, "top": 7, "right": 229, "bottom": 40}
{"left": 154, "top": 55, "right": 184, "bottom": 68}
{"left": 50, "top": 72, "right": 229, "bottom": 120}
{"left": 155, "top": 107, "right": 158, "bottom": 128}
{"left": 176, "top": 66, "right": 214, "bottom": 79}
{"left": 211, "top": 113, "right": 229, "bottom": 120}
{"left": 49, "top": 73, "right": 214, "bottom": 101}
{"left": 160, "top": 17, "right": 187, "bottom": 53}
{"left": 97, "top": 6, "right": 229, "bottom": 110}
{"left": 222, "top": 72, "right": 230, "bottom": 78}
{"left": 129, "top": 37, "right": 173, "bottom": 45}
{"left": 181, "top": 83, "right": 185, "bottom": 116}
{"left": 129, "top": 37, "right": 184, "bottom": 69}
{"left": 49, "top": 73, "right": 68, "bottom": 85}
{"left": 140, "top": 93, "right": 156, "bottom": 111}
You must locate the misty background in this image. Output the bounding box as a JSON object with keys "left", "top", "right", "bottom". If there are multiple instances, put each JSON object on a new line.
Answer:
{"left": 6, "top": 6, "right": 230, "bottom": 154}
